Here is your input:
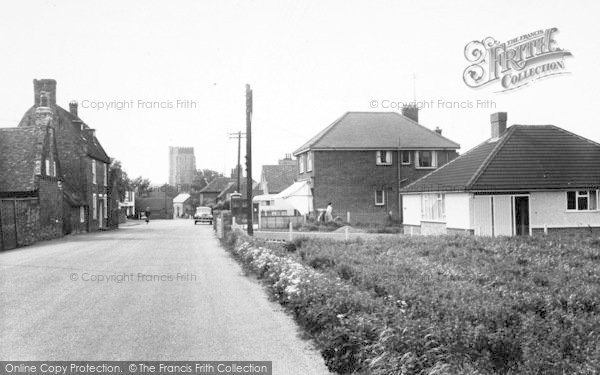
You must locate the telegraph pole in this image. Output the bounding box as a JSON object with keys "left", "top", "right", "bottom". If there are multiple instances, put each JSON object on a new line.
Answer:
{"left": 228, "top": 131, "right": 246, "bottom": 192}
{"left": 245, "top": 84, "right": 253, "bottom": 235}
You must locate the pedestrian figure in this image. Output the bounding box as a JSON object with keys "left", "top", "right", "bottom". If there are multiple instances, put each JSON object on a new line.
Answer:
{"left": 144, "top": 206, "right": 151, "bottom": 224}
{"left": 325, "top": 202, "right": 333, "bottom": 222}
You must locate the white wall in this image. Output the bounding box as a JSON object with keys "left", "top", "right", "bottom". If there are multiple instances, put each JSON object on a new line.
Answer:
{"left": 402, "top": 194, "right": 421, "bottom": 225}
{"left": 445, "top": 193, "right": 472, "bottom": 230}
{"left": 531, "top": 191, "right": 600, "bottom": 228}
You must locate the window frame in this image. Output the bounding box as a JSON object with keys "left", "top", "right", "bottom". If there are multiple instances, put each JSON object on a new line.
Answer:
{"left": 80, "top": 206, "right": 85, "bottom": 223}
{"left": 375, "top": 190, "right": 385, "bottom": 206}
{"left": 415, "top": 150, "right": 438, "bottom": 169}
{"left": 92, "top": 193, "right": 97, "bottom": 220}
{"left": 306, "top": 152, "right": 313, "bottom": 172}
{"left": 375, "top": 150, "right": 392, "bottom": 166}
{"left": 567, "top": 190, "right": 599, "bottom": 211}
{"left": 421, "top": 193, "right": 446, "bottom": 221}
{"left": 92, "top": 160, "right": 97, "bottom": 185}
{"left": 298, "top": 154, "right": 305, "bottom": 173}
{"left": 400, "top": 150, "right": 411, "bottom": 165}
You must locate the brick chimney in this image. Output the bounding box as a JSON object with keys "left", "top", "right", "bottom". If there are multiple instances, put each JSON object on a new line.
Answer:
{"left": 491, "top": 112, "right": 507, "bottom": 138}
{"left": 69, "top": 100, "right": 78, "bottom": 117}
{"left": 402, "top": 105, "right": 419, "bottom": 123}
{"left": 434, "top": 126, "right": 442, "bottom": 135}
{"left": 34, "top": 79, "right": 57, "bottom": 106}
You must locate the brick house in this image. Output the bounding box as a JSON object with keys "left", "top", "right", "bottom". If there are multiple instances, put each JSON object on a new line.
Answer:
{"left": 401, "top": 112, "right": 600, "bottom": 236}
{"left": 293, "top": 109, "right": 460, "bottom": 224}
{"left": 0, "top": 106, "right": 63, "bottom": 250}
{"left": 18, "top": 79, "right": 112, "bottom": 233}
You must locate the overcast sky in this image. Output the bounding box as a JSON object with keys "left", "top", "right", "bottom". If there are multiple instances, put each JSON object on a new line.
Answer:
{"left": 1, "top": 0, "right": 598, "bottom": 184}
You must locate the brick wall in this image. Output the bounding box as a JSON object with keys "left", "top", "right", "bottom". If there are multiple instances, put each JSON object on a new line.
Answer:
{"left": 305, "top": 149, "right": 458, "bottom": 225}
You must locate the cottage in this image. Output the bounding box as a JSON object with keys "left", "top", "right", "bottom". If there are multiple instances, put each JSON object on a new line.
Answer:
{"left": 0, "top": 107, "right": 63, "bottom": 250}
{"left": 293, "top": 109, "right": 460, "bottom": 224}
{"left": 401, "top": 112, "right": 600, "bottom": 236}
{"left": 172, "top": 193, "right": 192, "bottom": 218}
{"left": 259, "top": 155, "right": 297, "bottom": 195}
{"left": 199, "top": 176, "right": 235, "bottom": 206}
{"left": 17, "top": 79, "right": 112, "bottom": 233}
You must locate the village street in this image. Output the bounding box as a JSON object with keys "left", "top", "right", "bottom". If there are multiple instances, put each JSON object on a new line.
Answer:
{"left": 0, "top": 220, "right": 330, "bottom": 375}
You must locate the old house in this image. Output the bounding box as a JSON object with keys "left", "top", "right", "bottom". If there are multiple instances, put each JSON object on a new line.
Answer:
{"left": 0, "top": 105, "right": 63, "bottom": 250}
{"left": 18, "top": 79, "right": 112, "bottom": 233}
{"left": 199, "top": 176, "right": 235, "bottom": 206}
{"left": 401, "top": 112, "right": 600, "bottom": 236}
{"left": 173, "top": 193, "right": 192, "bottom": 218}
{"left": 293, "top": 109, "right": 460, "bottom": 224}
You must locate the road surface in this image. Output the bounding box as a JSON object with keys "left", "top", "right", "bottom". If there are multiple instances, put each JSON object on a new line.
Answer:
{"left": 0, "top": 220, "right": 330, "bottom": 374}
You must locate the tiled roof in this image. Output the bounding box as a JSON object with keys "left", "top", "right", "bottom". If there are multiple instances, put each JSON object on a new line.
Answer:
{"left": 199, "top": 176, "right": 234, "bottom": 193}
{"left": 0, "top": 126, "right": 46, "bottom": 192}
{"left": 294, "top": 112, "right": 460, "bottom": 154}
{"left": 217, "top": 180, "right": 261, "bottom": 200}
{"left": 261, "top": 164, "right": 297, "bottom": 194}
{"left": 173, "top": 193, "right": 192, "bottom": 203}
{"left": 402, "top": 125, "right": 600, "bottom": 193}
{"left": 18, "top": 105, "right": 110, "bottom": 163}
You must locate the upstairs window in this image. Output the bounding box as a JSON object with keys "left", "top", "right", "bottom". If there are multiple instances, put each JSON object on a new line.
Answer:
{"left": 376, "top": 151, "right": 392, "bottom": 165}
{"left": 299, "top": 155, "right": 305, "bottom": 173}
{"left": 45, "top": 159, "right": 50, "bottom": 176}
{"left": 401, "top": 151, "right": 411, "bottom": 165}
{"left": 103, "top": 164, "right": 108, "bottom": 186}
{"left": 306, "top": 152, "right": 313, "bottom": 172}
{"left": 52, "top": 161, "right": 57, "bottom": 177}
{"left": 416, "top": 151, "right": 437, "bottom": 168}
{"left": 567, "top": 190, "right": 598, "bottom": 211}
{"left": 92, "top": 160, "right": 97, "bottom": 184}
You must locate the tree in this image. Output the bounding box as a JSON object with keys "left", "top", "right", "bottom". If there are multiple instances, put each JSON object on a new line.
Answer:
{"left": 191, "top": 169, "right": 223, "bottom": 192}
{"left": 131, "top": 176, "right": 151, "bottom": 196}
{"left": 109, "top": 158, "right": 131, "bottom": 201}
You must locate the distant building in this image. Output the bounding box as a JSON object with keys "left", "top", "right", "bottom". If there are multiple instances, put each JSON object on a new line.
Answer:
{"left": 168, "top": 147, "right": 196, "bottom": 187}
{"left": 172, "top": 193, "right": 192, "bottom": 218}
{"left": 259, "top": 154, "right": 298, "bottom": 195}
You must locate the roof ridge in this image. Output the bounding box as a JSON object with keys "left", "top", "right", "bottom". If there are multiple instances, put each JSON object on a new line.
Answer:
{"left": 466, "top": 126, "right": 517, "bottom": 188}
{"left": 293, "top": 112, "right": 351, "bottom": 155}
{"left": 547, "top": 124, "right": 600, "bottom": 148}
{"left": 390, "top": 112, "right": 461, "bottom": 148}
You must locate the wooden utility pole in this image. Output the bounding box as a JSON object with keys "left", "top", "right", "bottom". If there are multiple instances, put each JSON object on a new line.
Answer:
{"left": 245, "top": 84, "right": 253, "bottom": 235}
{"left": 228, "top": 131, "right": 246, "bottom": 192}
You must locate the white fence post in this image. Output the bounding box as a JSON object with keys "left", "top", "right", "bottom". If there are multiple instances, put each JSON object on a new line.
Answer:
{"left": 232, "top": 216, "right": 236, "bottom": 229}
{"left": 289, "top": 221, "right": 293, "bottom": 242}
{"left": 346, "top": 211, "right": 350, "bottom": 224}
{"left": 345, "top": 226, "right": 349, "bottom": 241}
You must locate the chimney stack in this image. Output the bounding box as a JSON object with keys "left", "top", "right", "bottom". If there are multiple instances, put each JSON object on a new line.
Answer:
{"left": 401, "top": 105, "right": 419, "bottom": 123}
{"left": 434, "top": 126, "right": 442, "bottom": 135}
{"left": 69, "top": 100, "right": 78, "bottom": 117}
{"left": 490, "top": 112, "right": 507, "bottom": 138}
{"left": 34, "top": 79, "right": 57, "bottom": 106}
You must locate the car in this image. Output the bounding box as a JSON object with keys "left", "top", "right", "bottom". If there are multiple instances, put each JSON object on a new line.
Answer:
{"left": 194, "top": 206, "right": 213, "bottom": 225}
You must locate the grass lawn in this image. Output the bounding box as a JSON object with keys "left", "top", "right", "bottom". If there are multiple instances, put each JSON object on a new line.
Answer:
{"left": 224, "top": 232, "right": 600, "bottom": 374}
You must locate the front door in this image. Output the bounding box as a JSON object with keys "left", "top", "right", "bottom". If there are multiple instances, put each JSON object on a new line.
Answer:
{"left": 514, "top": 196, "right": 529, "bottom": 235}
{"left": 98, "top": 199, "right": 104, "bottom": 228}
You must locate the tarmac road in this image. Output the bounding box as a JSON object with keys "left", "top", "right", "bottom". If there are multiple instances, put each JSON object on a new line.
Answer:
{"left": 0, "top": 220, "right": 330, "bottom": 374}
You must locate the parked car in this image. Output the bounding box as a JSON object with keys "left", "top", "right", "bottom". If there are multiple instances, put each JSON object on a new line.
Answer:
{"left": 194, "top": 206, "right": 213, "bottom": 225}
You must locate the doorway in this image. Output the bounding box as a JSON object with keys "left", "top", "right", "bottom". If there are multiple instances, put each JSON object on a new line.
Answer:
{"left": 514, "top": 196, "right": 530, "bottom": 235}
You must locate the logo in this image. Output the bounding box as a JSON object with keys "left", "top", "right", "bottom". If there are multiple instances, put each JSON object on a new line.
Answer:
{"left": 463, "top": 28, "right": 572, "bottom": 92}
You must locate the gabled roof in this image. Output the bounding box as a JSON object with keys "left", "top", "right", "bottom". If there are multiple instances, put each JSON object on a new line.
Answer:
{"left": 18, "top": 105, "right": 111, "bottom": 163}
{"left": 402, "top": 125, "right": 600, "bottom": 193}
{"left": 173, "top": 193, "right": 191, "bottom": 203}
{"left": 217, "top": 180, "right": 261, "bottom": 200}
{"left": 261, "top": 164, "right": 297, "bottom": 194}
{"left": 199, "top": 176, "right": 234, "bottom": 193}
{"left": 0, "top": 126, "right": 46, "bottom": 192}
{"left": 294, "top": 112, "right": 460, "bottom": 155}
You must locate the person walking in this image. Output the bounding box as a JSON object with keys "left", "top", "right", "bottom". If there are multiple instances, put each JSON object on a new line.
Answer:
{"left": 325, "top": 202, "right": 333, "bottom": 222}
{"left": 144, "top": 206, "right": 151, "bottom": 224}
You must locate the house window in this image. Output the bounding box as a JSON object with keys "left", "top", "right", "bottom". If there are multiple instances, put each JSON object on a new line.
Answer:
{"left": 306, "top": 152, "right": 313, "bottom": 172}
{"left": 103, "top": 164, "right": 108, "bottom": 186}
{"left": 376, "top": 151, "right": 392, "bottom": 165}
{"left": 92, "top": 160, "right": 97, "bottom": 184}
{"left": 80, "top": 206, "right": 85, "bottom": 223}
{"left": 45, "top": 159, "right": 50, "bottom": 176}
{"left": 299, "top": 155, "right": 305, "bottom": 173}
{"left": 567, "top": 190, "right": 598, "bottom": 211}
{"left": 103, "top": 198, "right": 108, "bottom": 219}
{"left": 375, "top": 190, "right": 385, "bottom": 206}
{"left": 421, "top": 193, "right": 445, "bottom": 221}
{"left": 401, "top": 151, "right": 411, "bottom": 165}
{"left": 52, "top": 161, "right": 57, "bottom": 177}
{"left": 92, "top": 193, "right": 97, "bottom": 219}
{"left": 416, "top": 151, "right": 437, "bottom": 168}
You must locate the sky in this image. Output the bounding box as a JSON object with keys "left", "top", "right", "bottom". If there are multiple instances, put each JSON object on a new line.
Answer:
{"left": 1, "top": 0, "right": 599, "bottom": 184}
